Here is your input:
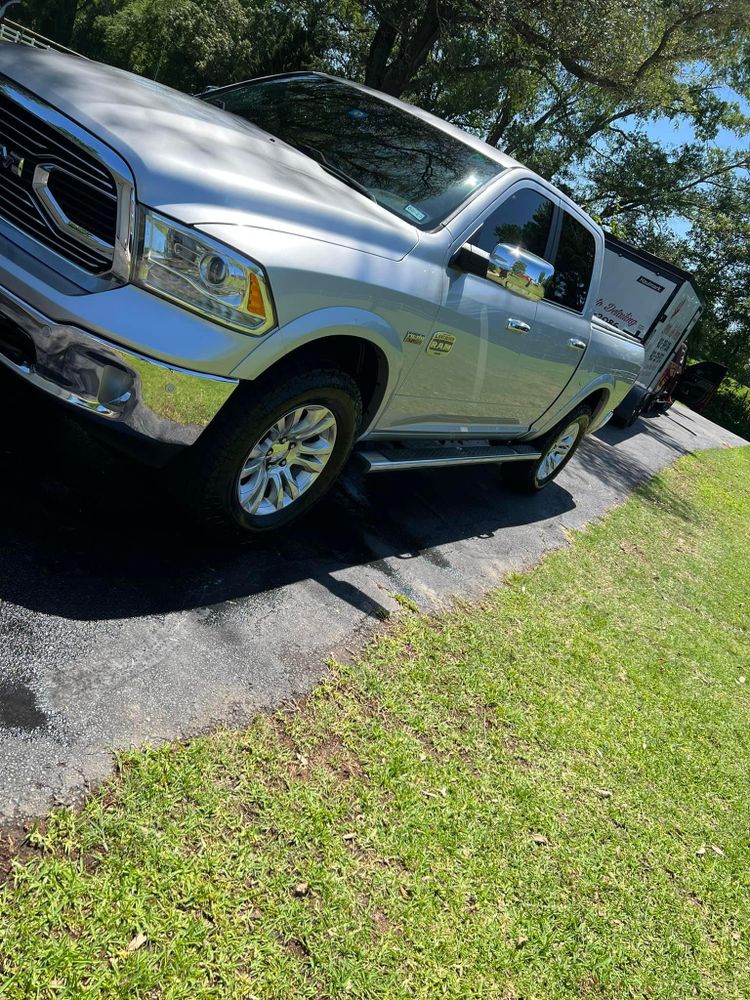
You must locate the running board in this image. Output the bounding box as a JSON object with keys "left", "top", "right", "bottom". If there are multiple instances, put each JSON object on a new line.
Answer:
{"left": 358, "top": 442, "right": 542, "bottom": 473}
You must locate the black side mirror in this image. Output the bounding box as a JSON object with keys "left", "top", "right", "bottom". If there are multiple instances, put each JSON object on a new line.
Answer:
{"left": 451, "top": 244, "right": 490, "bottom": 278}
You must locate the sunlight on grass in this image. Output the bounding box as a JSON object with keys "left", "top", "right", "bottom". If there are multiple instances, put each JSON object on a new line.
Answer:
{"left": 1, "top": 447, "right": 749, "bottom": 998}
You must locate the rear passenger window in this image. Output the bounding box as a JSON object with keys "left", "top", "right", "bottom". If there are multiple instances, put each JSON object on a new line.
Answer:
{"left": 546, "top": 212, "right": 596, "bottom": 312}
{"left": 469, "top": 187, "right": 553, "bottom": 258}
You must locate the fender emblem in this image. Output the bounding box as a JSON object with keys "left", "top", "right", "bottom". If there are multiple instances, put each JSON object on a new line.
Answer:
{"left": 426, "top": 332, "right": 456, "bottom": 356}
{"left": 404, "top": 331, "right": 425, "bottom": 346}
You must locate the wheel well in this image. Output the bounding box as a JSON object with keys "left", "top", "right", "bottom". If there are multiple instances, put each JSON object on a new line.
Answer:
{"left": 581, "top": 388, "right": 609, "bottom": 423}
{"left": 250, "top": 336, "right": 390, "bottom": 432}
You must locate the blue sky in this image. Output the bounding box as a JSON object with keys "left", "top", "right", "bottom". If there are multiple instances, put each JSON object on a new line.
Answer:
{"left": 647, "top": 89, "right": 749, "bottom": 151}
{"left": 648, "top": 116, "right": 742, "bottom": 148}
{"left": 633, "top": 86, "right": 749, "bottom": 235}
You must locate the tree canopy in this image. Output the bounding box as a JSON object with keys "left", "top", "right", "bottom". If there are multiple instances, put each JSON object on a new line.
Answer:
{"left": 17, "top": 0, "right": 750, "bottom": 379}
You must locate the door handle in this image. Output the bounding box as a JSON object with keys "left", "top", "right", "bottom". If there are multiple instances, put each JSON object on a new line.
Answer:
{"left": 568, "top": 338, "right": 587, "bottom": 351}
{"left": 506, "top": 318, "right": 530, "bottom": 334}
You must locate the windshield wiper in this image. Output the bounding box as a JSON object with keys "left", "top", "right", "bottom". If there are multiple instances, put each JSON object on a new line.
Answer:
{"left": 293, "top": 142, "right": 377, "bottom": 203}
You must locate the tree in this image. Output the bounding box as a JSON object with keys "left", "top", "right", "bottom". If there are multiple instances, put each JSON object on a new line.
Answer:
{"left": 13, "top": 0, "right": 750, "bottom": 375}
{"left": 678, "top": 183, "right": 750, "bottom": 381}
{"left": 56, "top": 0, "right": 355, "bottom": 91}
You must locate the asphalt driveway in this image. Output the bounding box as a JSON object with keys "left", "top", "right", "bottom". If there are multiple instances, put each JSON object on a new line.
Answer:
{"left": 0, "top": 368, "right": 746, "bottom": 822}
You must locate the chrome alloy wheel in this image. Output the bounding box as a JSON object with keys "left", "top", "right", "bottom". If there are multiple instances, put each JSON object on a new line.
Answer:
{"left": 536, "top": 421, "right": 580, "bottom": 484}
{"left": 236, "top": 405, "right": 338, "bottom": 516}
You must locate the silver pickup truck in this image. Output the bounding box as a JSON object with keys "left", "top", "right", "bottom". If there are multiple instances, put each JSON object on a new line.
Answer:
{"left": 0, "top": 46, "right": 643, "bottom": 535}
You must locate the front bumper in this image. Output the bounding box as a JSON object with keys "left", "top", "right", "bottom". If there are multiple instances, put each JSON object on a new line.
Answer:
{"left": 0, "top": 283, "right": 238, "bottom": 446}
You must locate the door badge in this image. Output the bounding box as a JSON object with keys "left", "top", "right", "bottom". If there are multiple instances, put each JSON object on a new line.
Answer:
{"left": 426, "top": 332, "right": 456, "bottom": 356}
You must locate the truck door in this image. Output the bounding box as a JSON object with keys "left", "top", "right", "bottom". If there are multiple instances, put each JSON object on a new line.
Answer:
{"left": 384, "top": 183, "right": 566, "bottom": 436}
{"left": 524, "top": 208, "right": 599, "bottom": 422}
{"left": 438, "top": 188, "right": 596, "bottom": 430}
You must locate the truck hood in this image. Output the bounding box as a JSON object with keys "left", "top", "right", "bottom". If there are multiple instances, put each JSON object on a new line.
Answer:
{"left": 0, "top": 48, "right": 419, "bottom": 260}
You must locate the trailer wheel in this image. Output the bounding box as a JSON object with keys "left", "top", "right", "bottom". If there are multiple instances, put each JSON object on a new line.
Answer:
{"left": 613, "top": 386, "right": 649, "bottom": 428}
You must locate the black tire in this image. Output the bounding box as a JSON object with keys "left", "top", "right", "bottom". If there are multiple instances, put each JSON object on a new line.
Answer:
{"left": 613, "top": 386, "right": 649, "bottom": 427}
{"left": 172, "top": 368, "right": 362, "bottom": 537}
{"left": 504, "top": 404, "right": 592, "bottom": 493}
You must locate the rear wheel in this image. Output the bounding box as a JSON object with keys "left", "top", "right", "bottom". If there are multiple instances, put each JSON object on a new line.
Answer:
{"left": 174, "top": 368, "right": 362, "bottom": 537}
{"left": 613, "top": 386, "right": 649, "bottom": 427}
{"left": 505, "top": 405, "right": 591, "bottom": 493}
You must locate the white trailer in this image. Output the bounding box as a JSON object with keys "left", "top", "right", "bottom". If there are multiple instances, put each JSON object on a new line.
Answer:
{"left": 599, "top": 235, "right": 720, "bottom": 425}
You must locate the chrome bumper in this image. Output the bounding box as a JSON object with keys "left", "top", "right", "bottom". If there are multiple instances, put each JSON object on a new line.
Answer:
{"left": 0, "top": 284, "right": 238, "bottom": 446}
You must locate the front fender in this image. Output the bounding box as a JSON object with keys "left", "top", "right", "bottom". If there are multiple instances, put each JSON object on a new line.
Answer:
{"left": 229, "top": 305, "right": 404, "bottom": 406}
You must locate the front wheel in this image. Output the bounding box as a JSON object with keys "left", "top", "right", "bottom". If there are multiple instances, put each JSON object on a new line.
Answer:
{"left": 504, "top": 405, "right": 591, "bottom": 493}
{"left": 174, "top": 368, "right": 362, "bottom": 537}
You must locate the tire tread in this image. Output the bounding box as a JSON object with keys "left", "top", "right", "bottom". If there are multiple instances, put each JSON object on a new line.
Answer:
{"left": 170, "top": 368, "right": 362, "bottom": 539}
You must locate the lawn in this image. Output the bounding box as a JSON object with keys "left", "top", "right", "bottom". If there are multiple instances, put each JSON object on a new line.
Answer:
{"left": 1, "top": 447, "right": 749, "bottom": 999}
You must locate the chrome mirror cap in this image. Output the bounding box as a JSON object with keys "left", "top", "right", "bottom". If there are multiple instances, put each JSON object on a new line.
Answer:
{"left": 488, "top": 243, "right": 554, "bottom": 301}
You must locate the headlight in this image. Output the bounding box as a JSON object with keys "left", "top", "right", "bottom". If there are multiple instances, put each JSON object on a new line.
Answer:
{"left": 134, "top": 209, "right": 275, "bottom": 335}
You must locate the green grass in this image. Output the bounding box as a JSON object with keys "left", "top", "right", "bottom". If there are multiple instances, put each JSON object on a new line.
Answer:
{"left": 2, "top": 447, "right": 750, "bottom": 999}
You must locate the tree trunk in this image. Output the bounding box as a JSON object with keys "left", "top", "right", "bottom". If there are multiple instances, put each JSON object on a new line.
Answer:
{"left": 33, "top": 0, "right": 78, "bottom": 45}
{"left": 364, "top": 2, "right": 442, "bottom": 97}
{"left": 485, "top": 102, "right": 514, "bottom": 148}
{"left": 364, "top": 17, "right": 398, "bottom": 90}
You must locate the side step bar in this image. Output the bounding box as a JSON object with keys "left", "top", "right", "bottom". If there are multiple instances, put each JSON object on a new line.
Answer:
{"left": 358, "top": 442, "right": 542, "bottom": 473}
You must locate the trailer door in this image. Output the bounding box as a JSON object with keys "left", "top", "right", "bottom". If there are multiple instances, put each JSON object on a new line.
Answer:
{"left": 597, "top": 246, "right": 679, "bottom": 341}
{"left": 675, "top": 362, "right": 727, "bottom": 413}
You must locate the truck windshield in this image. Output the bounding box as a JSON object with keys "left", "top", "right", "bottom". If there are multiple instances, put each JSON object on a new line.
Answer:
{"left": 202, "top": 74, "right": 504, "bottom": 229}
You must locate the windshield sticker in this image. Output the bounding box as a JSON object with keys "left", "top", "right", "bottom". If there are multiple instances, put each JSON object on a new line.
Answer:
{"left": 347, "top": 109, "right": 368, "bottom": 122}
{"left": 404, "top": 204, "right": 427, "bottom": 222}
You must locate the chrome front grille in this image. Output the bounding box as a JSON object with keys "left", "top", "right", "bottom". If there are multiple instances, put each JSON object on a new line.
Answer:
{"left": 0, "top": 81, "right": 131, "bottom": 276}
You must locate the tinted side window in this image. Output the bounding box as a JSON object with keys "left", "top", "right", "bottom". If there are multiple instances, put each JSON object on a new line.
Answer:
{"left": 469, "top": 188, "right": 553, "bottom": 257}
{"left": 546, "top": 212, "right": 596, "bottom": 312}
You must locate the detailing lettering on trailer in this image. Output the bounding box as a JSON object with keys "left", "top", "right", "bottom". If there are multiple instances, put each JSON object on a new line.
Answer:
{"left": 594, "top": 299, "right": 639, "bottom": 329}
{"left": 603, "top": 232, "right": 711, "bottom": 427}
{"left": 637, "top": 275, "right": 666, "bottom": 293}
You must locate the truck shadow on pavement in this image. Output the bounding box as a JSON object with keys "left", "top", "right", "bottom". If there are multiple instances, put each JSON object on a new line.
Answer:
{"left": 0, "top": 372, "right": 692, "bottom": 622}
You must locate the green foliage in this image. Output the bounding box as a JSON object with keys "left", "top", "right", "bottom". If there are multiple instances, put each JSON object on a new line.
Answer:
{"left": 702, "top": 375, "right": 750, "bottom": 440}
{"left": 14, "top": 0, "right": 750, "bottom": 375}
{"left": 24, "top": 0, "right": 360, "bottom": 91}
{"left": 82, "top": 0, "right": 255, "bottom": 90}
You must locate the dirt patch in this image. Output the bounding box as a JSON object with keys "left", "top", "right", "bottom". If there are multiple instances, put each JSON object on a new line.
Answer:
{"left": 0, "top": 824, "right": 45, "bottom": 887}
{"left": 283, "top": 937, "right": 310, "bottom": 960}
{"left": 372, "top": 909, "right": 390, "bottom": 935}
